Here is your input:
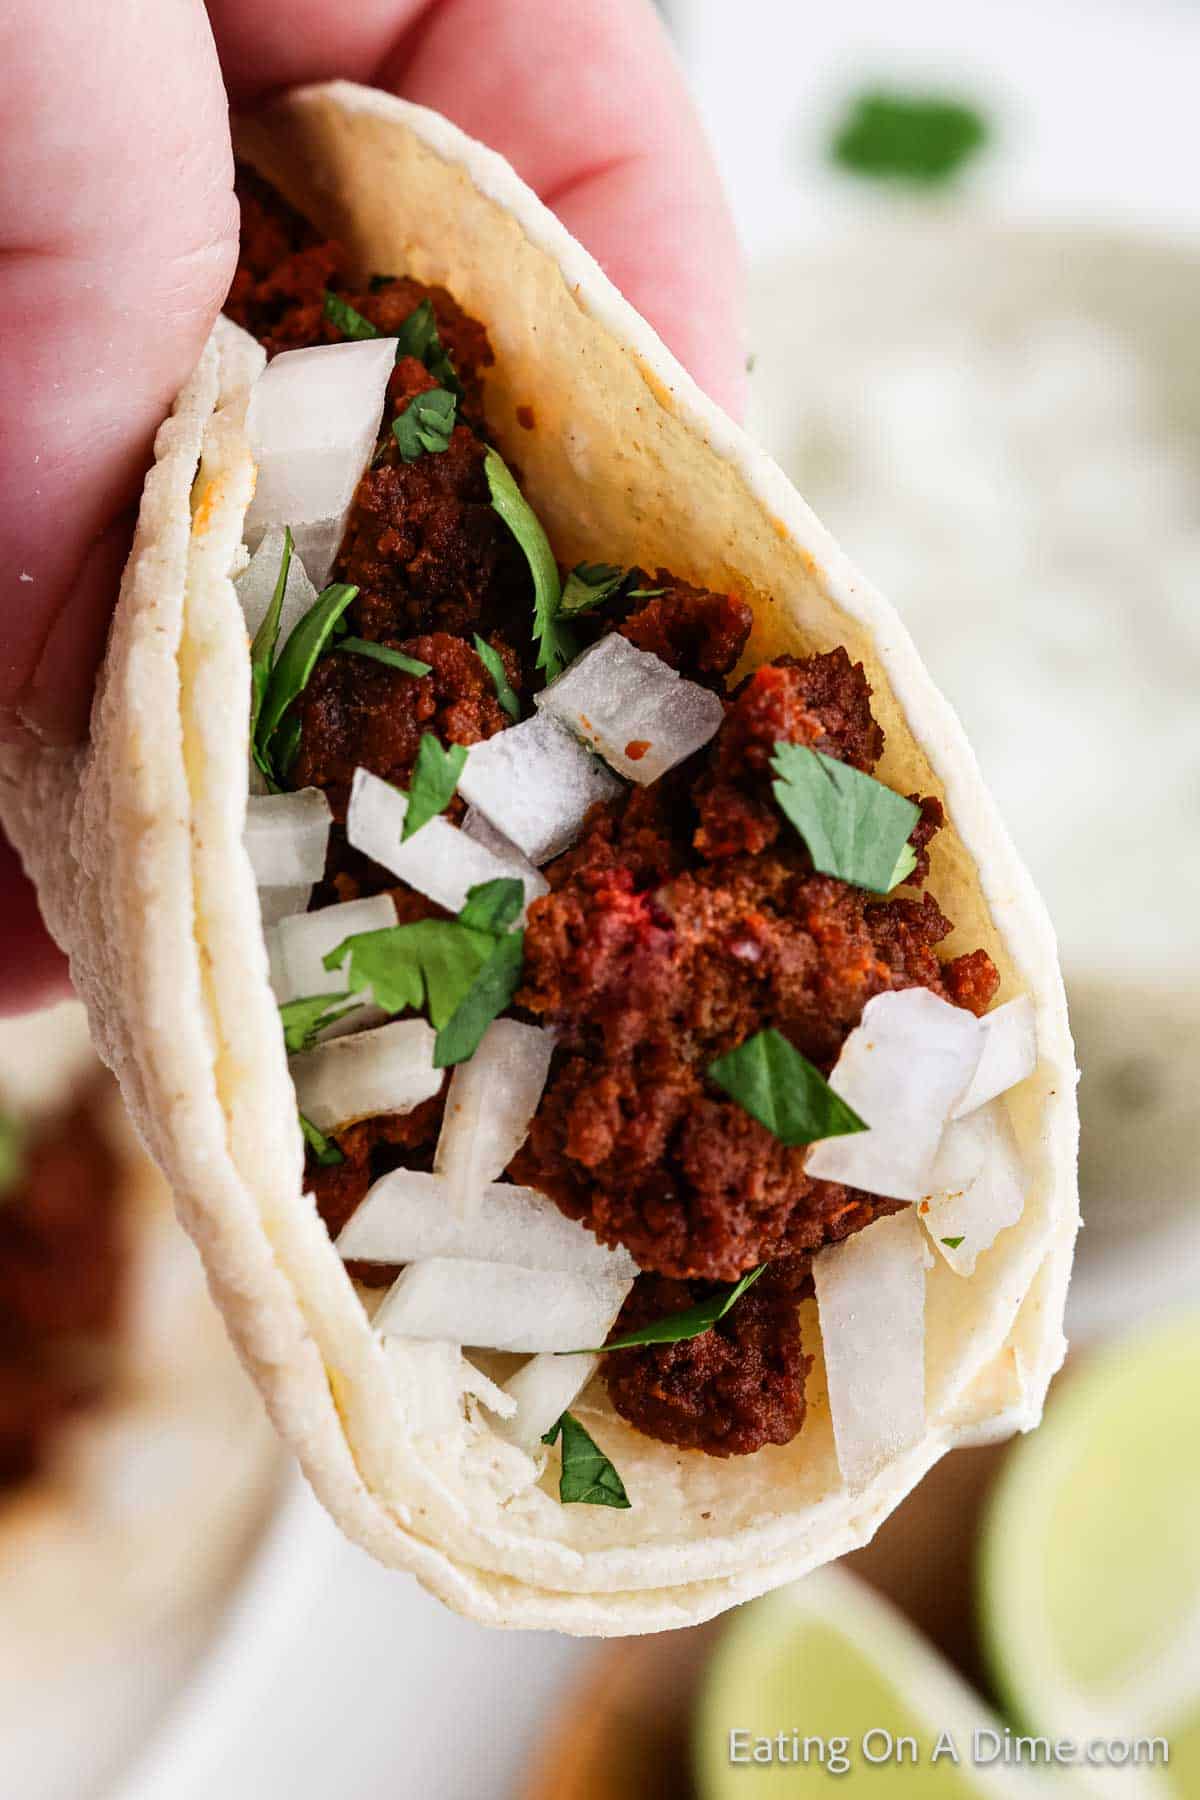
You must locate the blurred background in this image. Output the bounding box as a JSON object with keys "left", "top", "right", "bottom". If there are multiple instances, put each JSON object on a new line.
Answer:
{"left": 5, "top": 1, "right": 1198, "bottom": 1794}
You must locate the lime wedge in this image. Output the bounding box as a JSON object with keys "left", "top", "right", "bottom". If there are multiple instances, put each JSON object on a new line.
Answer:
{"left": 982, "top": 1315, "right": 1200, "bottom": 1796}
{"left": 695, "top": 1566, "right": 1055, "bottom": 1794}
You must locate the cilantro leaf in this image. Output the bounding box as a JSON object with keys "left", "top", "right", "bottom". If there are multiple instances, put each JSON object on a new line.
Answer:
{"left": 279, "top": 993, "right": 361, "bottom": 1056}
{"left": 403, "top": 735, "right": 467, "bottom": 839}
{"left": 625, "top": 586, "right": 666, "bottom": 599}
{"left": 392, "top": 387, "right": 457, "bottom": 463}
{"left": 256, "top": 581, "right": 359, "bottom": 771}
{"left": 570, "top": 1266, "right": 767, "bottom": 1354}
{"left": 322, "top": 878, "right": 524, "bottom": 1067}
{"left": 434, "top": 930, "right": 524, "bottom": 1068}
{"left": 393, "top": 299, "right": 462, "bottom": 397}
{"left": 473, "top": 634, "right": 521, "bottom": 721}
{"left": 708, "top": 1027, "right": 866, "bottom": 1147}
{"left": 0, "top": 1112, "right": 25, "bottom": 1202}
{"left": 299, "top": 1112, "right": 344, "bottom": 1165}
{"left": 483, "top": 448, "right": 574, "bottom": 678}
{"left": 770, "top": 741, "right": 921, "bottom": 894}
{"left": 940, "top": 1235, "right": 965, "bottom": 1249}
{"left": 322, "top": 290, "right": 378, "bottom": 341}
{"left": 457, "top": 876, "right": 524, "bottom": 935}
{"left": 337, "top": 638, "right": 431, "bottom": 678}
{"left": 559, "top": 562, "right": 625, "bottom": 618}
{"left": 540, "top": 1413, "right": 630, "bottom": 1508}
{"left": 831, "top": 90, "right": 989, "bottom": 186}
{"left": 249, "top": 526, "right": 294, "bottom": 785}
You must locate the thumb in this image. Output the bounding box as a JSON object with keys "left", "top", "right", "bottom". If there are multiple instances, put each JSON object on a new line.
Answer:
{"left": 0, "top": 0, "right": 238, "bottom": 746}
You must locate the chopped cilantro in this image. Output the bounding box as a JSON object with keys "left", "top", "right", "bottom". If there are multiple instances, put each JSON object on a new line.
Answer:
{"left": 559, "top": 562, "right": 626, "bottom": 618}
{"left": 0, "top": 1113, "right": 25, "bottom": 1201}
{"left": 393, "top": 298, "right": 462, "bottom": 397}
{"left": 337, "top": 638, "right": 432, "bottom": 678}
{"left": 392, "top": 387, "right": 457, "bottom": 462}
{"left": 403, "top": 735, "right": 467, "bottom": 840}
{"left": 770, "top": 741, "right": 921, "bottom": 894}
{"left": 708, "top": 1027, "right": 866, "bottom": 1147}
{"left": 831, "top": 90, "right": 989, "bottom": 186}
{"left": 572, "top": 1266, "right": 766, "bottom": 1354}
{"left": 299, "top": 1112, "right": 344, "bottom": 1165}
{"left": 322, "top": 290, "right": 378, "bottom": 341}
{"left": 255, "top": 580, "right": 359, "bottom": 782}
{"left": 941, "top": 1235, "right": 965, "bottom": 1249}
{"left": 249, "top": 526, "right": 294, "bottom": 786}
{"left": 483, "top": 448, "right": 575, "bottom": 679}
{"left": 541, "top": 1413, "right": 630, "bottom": 1508}
{"left": 624, "top": 586, "right": 666, "bottom": 599}
{"left": 322, "top": 877, "right": 524, "bottom": 1067}
{"left": 473, "top": 634, "right": 521, "bottom": 721}
{"left": 279, "top": 993, "right": 361, "bottom": 1056}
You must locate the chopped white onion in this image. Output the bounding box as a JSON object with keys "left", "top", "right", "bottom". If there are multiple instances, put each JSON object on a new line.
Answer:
{"left": 457, "top": 712, "right": 622, "bottom": 865}
{"left": 433, "top": 1019, "right": 556, "bottom": 1216}
{"left": 951, "top": 995, "right": 1038, "bottom": 1118}
{"left": 346, "top": 767, "right": 547, "bottom": 914}
{"left": 257, "top": 886, "right": 313, "bottom": 930}
{"left": 498, "top": 1352, "right": 600, "bottom": 1449}
{"left": 805, "top": 990, "right": 983, "bottom": 1201}
{"left": 814, "top": 1208, "right": 929, "bottom": 1489}
{"left": 289, "top": 1018, "right": 441, "bottom": 1132}
{"left": 267, "top": 893, "right": 397, "bottom": 1006}
{"left": 234, "top": 526, "right": 319, "bottom": 645}
{"left": 336, "top": 1169, "right": 634, "bottom": 1279}
{"left": 373, "top": 1258, "right": 632, "bottom": 1354}
{"left": 244, "top": 788, "right": 331, "bottom": 890}
{"left": 921, "top": 1102, "right": 1026, "bottom": 1276}
{"left": 243, "top": 339, "right": 395, "bottom": 587}
{"left": 535, "top": 633, "right": 726, "bottom": 783}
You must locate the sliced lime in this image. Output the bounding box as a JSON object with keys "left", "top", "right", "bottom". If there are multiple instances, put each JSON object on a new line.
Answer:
{"left": 695, "top": 1566, "right": 1050, "bottom": 1794}
{"left": 982, "top": 1315, "right": 1200, "bottom": 1795}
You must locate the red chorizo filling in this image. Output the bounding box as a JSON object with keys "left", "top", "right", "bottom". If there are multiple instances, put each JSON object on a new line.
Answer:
{"left": 0, "top": 1093, "right": 125, "bottom": 1492}
{"left": 230, "top": 171, "right": 1007, "bottom": 1468}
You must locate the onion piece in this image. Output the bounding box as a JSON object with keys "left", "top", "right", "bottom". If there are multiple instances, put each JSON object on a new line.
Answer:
{"left": 244, "top": 788, "right": 331, "bottom": 891}
{"left": 336, "top": 1169, "right": 635, "bottom": 1279}
{"left": 921, "top": 1102, "right": 1026, "bottom": 1276}
{"left": 433, "top": 1019, "right": 556, "bottom": 1216}
{"left": 813, "top": 1208, "right": 929, "bottom": 1489}
{"left": 457, "top": 712, "right": 622, "bottom": 865}
{"left": 373, "top": 1258, "right": 632, "bottom": 1354}
{"left": 257, "top": 886, "right": 313, "bottom": 930}
{"left": 498, "top": 1352, "right": 600, "bottom": 1449}
{"left": 346, "top": 768, "right": 547, "bottom": 914}
{"left": 267, "top": 893, "right": 397, "bottom": 1006}
{"left": 805, "top": 989, "right": 982, "bottom": 1201}
{"left": 289, "top": 1018, "right": 441, "bottom": 1132}
{"left": 951, "top": 995, "right": 1038, "bottom": 1118}
{"left": 535, "top": 633, "right": 726, "bottom": 783}
{"left": 234, "top": 526, "right": 318, "bottom": 645}
{"left": 243, "top": 339, "right": 396, "bottom": 587}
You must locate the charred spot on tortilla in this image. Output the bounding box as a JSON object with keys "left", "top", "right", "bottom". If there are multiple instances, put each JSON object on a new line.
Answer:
{"left": 217, "top": 158, "right": 1040, "bottom": 1481}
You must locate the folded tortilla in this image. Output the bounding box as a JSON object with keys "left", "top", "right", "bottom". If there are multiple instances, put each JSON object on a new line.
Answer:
{"left": 0, "top": 81, "right": 1078, "bottom": 1634}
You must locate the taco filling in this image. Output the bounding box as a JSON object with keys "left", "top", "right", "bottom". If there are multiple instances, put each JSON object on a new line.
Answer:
{"left": 223, "top": 169, "right": 1038, "bottom": 1492}
{"left": 0, "top": 1090, "right": 125, "bottom": 1492}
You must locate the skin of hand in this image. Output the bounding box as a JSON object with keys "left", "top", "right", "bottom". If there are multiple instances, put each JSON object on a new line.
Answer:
{"left": 0, "top": 0, "right": 744, "bottom": 1014}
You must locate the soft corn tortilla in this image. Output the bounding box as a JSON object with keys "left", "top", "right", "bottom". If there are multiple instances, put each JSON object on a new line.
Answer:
{"left": 0, "top": 81, "right": 1078, "bottom": 1634}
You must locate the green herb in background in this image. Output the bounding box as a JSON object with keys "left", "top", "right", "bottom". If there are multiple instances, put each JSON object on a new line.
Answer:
{"left": 392, "top": 387, "right": 458, "bottom": 462}
{"left": 541, "top": 1413, "right": 630, "bottom": 1508}
{"left": 322, "top": 290, "right": 379, "bottom": 341}
{"left": 336, "top": 638, "right": 432, "bottom": 679}
{"left": 830, "top": 90, "right": 989, "bottom": 186}
{"left": 0, "top": 1113, "right": 25, "bottom": 1201}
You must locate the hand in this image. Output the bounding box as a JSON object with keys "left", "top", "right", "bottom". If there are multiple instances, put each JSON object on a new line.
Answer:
{"left": 0, "top": 0, "right": 744, "bottom": 1013}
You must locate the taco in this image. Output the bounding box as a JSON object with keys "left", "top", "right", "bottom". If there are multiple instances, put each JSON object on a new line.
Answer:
{"left": 0, "top": 82, "right": 1077, "bottom": 1634}
{"left": 0, "top": 1003, "right": 280, "bottom": 1777}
